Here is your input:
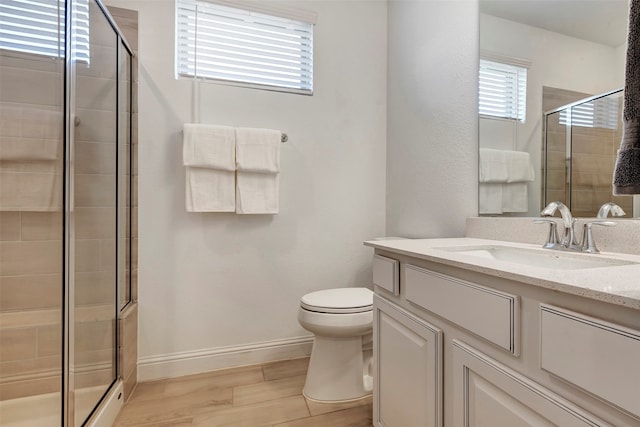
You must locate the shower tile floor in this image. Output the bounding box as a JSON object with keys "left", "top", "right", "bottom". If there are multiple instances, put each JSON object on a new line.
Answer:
{"left": 113, "top": 357, "right": 373, "bottom": 426}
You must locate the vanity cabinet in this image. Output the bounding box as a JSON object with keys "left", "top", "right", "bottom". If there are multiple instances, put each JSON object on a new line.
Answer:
{"left": 373, "top": 295, "right": 442, "bottom": 427}
{"left": 370, "top": 247, "right": 640, "bottom": 427}
{"left": 452, "top": 340, "right": 609, "bottom": 427}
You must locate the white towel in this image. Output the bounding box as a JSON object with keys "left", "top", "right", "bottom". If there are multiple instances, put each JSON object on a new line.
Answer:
{"left": 479, "top": 183, "right": 503, "bottom": 214}
{"left": 236, "top": 172, "right": 279, "bottom": 214}
{"left": 185, "top": 168, "right": 235, "bottom": 212}
{"left": 479, "top": 148, "right": 535, "bottom": 183}
{"left": 479, "top": 182, "right": 529, "bottom": 214}
{"left": 501, "top": 182, "right": 528, "bottom": 212}
{"left": 504, "top": 151, "right": 535, "bottom": 183}
{"left": 235, "top": 128, "right": 281, "bottom": 214}
{"left": 479, "top": 148, "right": 509, "bottom": 183}
{"left": 183, "top": 124, "right": 236, "bottom": 212}
{"left": 235, "top": 127, "right": 281, "bottom": 173}
{"left": 183, "top": 124, "right": 235, "bottom": 171}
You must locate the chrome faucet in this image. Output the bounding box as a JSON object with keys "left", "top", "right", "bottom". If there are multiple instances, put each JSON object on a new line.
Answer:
{"left": 596, "top": 202, "right": 626, "bottom": 219}
{"left": 540, "top": 201, "right": 578, "bottom": 249}
{"left": 579, "top": 203, "right": 625, "bottom": 253}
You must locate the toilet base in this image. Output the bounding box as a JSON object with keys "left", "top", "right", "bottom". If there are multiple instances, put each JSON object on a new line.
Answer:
{"left": 303, "top": 335, "right": 373, "bottom": 402}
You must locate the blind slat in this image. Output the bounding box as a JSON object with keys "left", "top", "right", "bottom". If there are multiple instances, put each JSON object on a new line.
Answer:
{"left": 176, "top": 0, "right": 313, "bottom": 93}
{"left": 0, "top": 0, "right": 90, "bottom": 62}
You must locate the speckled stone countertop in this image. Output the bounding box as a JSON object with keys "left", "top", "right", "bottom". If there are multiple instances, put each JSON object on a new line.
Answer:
{"left": 364, "top": 237, "right": 640, "bottom": 310}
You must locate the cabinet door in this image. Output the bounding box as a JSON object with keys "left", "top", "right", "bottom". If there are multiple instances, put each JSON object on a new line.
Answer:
{"left": 374, "top": 295, "right": 442, "bottom": 427}
{"left": 452, "top": 340, "right": 611, "bottom": 427}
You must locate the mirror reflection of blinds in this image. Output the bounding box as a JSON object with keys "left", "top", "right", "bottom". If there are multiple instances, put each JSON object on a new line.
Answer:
{"left": 0, "top": 0, "right": 89, "bottom": 62}
{"left": 559, "top": 98, "right": 619, "bottom": 130}
{"left": 479, "top": 59, "right": 527, "bottom": 122}
{"left": 176, "top": 0, "right": 313, "bottom": 93}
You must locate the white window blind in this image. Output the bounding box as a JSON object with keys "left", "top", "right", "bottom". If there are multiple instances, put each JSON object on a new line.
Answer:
{"left": 559, "top": 98, "right": 619, "bottom": 130}
{"left": 0, "top": 0, "right": 89, "bottom": 62}
{"left": 176, "top": 0, "right": 314, "bottom": 94}
{"left": 479, "top": 59, "right": 527, "bottom": 122}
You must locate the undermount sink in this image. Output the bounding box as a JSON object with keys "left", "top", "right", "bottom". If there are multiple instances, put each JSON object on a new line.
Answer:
{"left": 436, "top": 245, "right": 638, "bottom": 270}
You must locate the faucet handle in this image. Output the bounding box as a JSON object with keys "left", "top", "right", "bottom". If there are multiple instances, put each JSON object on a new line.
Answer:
{"left": 580, "top": 220, "right": 616, "bottom": 253}
{"left": 533, "top": 219, "right": 559, "bottom": 249}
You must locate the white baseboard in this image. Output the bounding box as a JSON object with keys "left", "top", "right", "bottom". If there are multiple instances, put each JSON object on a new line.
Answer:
{"left": 137, "top": 336, "right": 313, "bottom": 382}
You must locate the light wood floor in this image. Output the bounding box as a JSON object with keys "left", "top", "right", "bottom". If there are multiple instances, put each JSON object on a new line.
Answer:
{"left": 114, "top": 357, "right": 373, "bottom": 426}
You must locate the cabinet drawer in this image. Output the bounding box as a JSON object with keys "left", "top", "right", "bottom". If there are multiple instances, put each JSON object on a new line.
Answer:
{"left": 404, "top": 265, "right": 519, "bottom": 354}
{"left": 373, "top": 254, "right": 399, "bottom": 295}
{"left": 540, "top": 304, "right": 640, "bottom": 418}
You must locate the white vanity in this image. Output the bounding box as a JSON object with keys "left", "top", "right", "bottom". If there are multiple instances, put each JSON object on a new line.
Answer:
{"left": 365, "top": 237, "right": 640, "bottom": 427}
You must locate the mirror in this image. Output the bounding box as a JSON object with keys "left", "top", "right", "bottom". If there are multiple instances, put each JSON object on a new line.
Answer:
{"left": 478, "top": 0, "right": 639, "bottom": 218}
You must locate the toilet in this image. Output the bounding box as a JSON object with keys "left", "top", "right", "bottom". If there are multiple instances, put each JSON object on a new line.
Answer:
{"left": 298, "top": 287, "right": 374, "bottom": 402}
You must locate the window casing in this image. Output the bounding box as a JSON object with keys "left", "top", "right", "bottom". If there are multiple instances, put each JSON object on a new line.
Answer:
{"left": 479, "top": 58, "right": 527, "bottom": 122}
{"left": 176, "top": 0, "right": 315, "bottom": 94}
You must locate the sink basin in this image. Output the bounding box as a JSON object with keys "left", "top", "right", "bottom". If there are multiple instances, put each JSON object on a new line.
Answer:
{"left": 436, "top": 245, "right": 638, "bottom": 270}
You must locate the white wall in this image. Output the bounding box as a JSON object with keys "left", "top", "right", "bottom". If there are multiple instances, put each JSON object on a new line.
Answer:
{"left": 480, "top": 14, "right": 624, "bottom": 216}
{"left": 386, "top": 0, "right": 479, "bottom": 238}
{"left": 105, "top": 0, "right": 387, "bottom": 379}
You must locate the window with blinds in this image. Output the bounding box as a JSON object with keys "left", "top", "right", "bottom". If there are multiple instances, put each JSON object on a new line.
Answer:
{"left": 559, "top": 98, "right": 619, "bottom": 130}
{"left": 176, "top": 0, "right": 314, "bottom": 94}
{"left": 0, "top": 0, "right": 89, "bottom": 62}
{"left": 479, "top": 59, "right": 527, "bottom": 122}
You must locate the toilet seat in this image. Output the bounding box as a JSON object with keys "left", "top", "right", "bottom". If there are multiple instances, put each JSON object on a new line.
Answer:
{"left": 300, "top": 288, "right": 373, "bottom": 314}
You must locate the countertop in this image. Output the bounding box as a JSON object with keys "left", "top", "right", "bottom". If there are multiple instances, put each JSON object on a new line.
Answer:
{"left": 364, "top": 237, "right": 640, "bottom": 310}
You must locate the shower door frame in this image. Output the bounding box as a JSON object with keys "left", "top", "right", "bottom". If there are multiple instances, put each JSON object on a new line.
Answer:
{"left": 62, "top": 0, "right": 134, "bottom": 425}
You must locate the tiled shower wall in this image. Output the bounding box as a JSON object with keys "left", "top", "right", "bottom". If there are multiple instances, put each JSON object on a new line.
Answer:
{"left": 0, "top": 49, "right": 65, "bottom": 400}
{"left": 0, "top": 5, "right": 138, "bottom": 403}
{"left": 542, "top": 87, "right": 632, "bottom": 217}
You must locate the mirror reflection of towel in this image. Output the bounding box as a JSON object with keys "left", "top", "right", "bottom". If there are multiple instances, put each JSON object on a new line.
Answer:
{"left": 479, "top": 148, "right": 535, "bottom": 183}
{"left": 479, "top": 182, "right": 528, "bottom": 214}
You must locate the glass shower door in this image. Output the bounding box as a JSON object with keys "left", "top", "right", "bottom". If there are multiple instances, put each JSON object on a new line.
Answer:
{"left": 70, "top": 0, "right": 118, "bottom": 424}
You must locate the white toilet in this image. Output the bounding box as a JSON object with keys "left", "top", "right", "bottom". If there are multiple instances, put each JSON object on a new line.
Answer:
{"left": 298, "top": 287, "right": 374, "bottom": 402}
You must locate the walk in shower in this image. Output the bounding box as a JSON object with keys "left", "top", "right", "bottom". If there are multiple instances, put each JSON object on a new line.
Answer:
{"left": 0, "top": 0, "right": 135, "bottom": 425}
{"left": 543, "top": 88, "right": 636, "bottom": 217}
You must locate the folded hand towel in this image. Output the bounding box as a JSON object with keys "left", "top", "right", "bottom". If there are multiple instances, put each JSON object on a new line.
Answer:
{"left": 613, "top": 0, "right": 640, "bottom": 195}
{"left": 479, "top": 148, "right": 535, "bottom": 183}
{"left": 185, "top": 167, "right": 235, "bottom": 212}
{"left": 504, "top": 151, "right": 535, "bottom": 183}
{"left": 183, "top": 124, "right": 236, "bottom": 171}
{"left": 235, "top": 127, "right": 281, "bottom": 214}
{"left": 479, "top": 183, "right": 503, "bottom": 214}
{"left": 235, "top": 127, "right": 281, "bottom": 173}
{"left": 501, "top": 182, "right": 528, "bottom": 212}
{"left": 236, "top": 172, "right": 279, "bottom": 214}
{"left": 479, "top": 182, "right": 529, "bottom": 214}
{"left": 479, "top": 148, "right": 508, "bottom": 183}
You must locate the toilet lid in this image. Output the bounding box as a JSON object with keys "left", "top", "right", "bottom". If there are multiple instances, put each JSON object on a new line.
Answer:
{"left": 300, "top": 288, "right": 373, "bottom": 314}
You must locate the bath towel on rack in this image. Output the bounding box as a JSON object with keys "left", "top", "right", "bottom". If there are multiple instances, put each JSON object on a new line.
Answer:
{"left": 235, "top": 127, "right": 281, "bottom": 214}
{"left": 183, "top": 124, "right": 236, "bottom": 212}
